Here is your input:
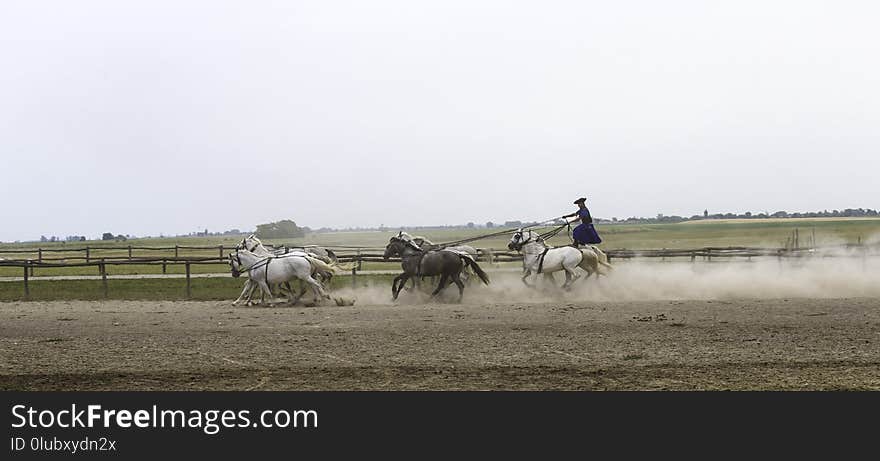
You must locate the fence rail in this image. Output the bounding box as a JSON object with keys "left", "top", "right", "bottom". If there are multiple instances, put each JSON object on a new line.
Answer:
{"left": 2, "top": 243, "right": 877, "bottom": 300}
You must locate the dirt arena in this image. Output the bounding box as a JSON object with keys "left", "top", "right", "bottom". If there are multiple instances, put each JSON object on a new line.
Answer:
{"left": 2, "top": 294, "right": 879, "bottom": 390}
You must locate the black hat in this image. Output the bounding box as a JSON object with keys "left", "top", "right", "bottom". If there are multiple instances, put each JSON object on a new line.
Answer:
{"left": 573, "top": 197, "right": 587, "bottom": 204}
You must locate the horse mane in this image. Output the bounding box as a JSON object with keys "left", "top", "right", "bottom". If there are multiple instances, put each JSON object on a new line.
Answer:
{"left": 412, "top": 236, "right": 433, "bottom": 246}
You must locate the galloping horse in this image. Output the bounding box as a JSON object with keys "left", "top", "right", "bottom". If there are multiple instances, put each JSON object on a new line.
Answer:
{"left": 508, "top": 229, "right": 612, "bottom": 290}
{"left": 395, "top": 232, "right": 480, "bottom": 289}
{"left": 383, "top": 234, "right": 490, "bottom": 302}
{"left": 232, "top": 235, "right": 344, "bottom": 305}
{"left": 229, "top": 249, "right": 333, "bottom": 306}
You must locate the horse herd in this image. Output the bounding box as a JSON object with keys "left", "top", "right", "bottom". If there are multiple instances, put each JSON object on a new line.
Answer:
{"left": 227, "top": 230, "right": 613, "bottom": 306}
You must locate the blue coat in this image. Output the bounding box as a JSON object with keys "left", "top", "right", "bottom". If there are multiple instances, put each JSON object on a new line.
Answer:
{"left": 573, "top": 208, "right": 602, "bottom": 244}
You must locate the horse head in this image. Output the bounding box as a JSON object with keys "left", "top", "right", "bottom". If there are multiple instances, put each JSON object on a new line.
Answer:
{"left": 228, "top": 252, "right": 242, "bottom": 278}
{"left": 508, "top": 229, "right": 535, "bottom": 251}
{"left": 383, "top": 239, "right": 403, "bottom": 259}
{"left": 239, "top": 234, "right": 263, "bottom": 252}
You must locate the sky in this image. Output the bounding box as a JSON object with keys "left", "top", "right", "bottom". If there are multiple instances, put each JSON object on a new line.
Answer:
{"left": 2, "top": 1, "right": 879, "bottom": 241}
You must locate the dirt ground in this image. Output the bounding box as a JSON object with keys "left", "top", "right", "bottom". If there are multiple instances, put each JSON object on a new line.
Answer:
{"left": 2, "top": 296, "right": 879, "bottom": 391}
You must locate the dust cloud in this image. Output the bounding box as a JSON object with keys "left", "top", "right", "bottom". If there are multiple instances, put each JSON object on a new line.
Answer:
{"left": 333, "top": 252, "right": 879, "bottom": 305}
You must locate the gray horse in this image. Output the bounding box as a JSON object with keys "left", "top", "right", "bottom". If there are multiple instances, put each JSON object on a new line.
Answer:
{"left": 383, "top": 236, "right": 489, "bottom": 302}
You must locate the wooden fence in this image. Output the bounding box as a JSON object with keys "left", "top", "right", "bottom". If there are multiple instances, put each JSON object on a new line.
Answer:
{"left": 1, "top": 243, "right": 876, "bottom": 300}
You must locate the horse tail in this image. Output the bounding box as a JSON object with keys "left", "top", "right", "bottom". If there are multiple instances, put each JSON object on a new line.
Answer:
{"left": 331, "top": 261, "right": 357, "bottom": 271}
{"left": 304, "top": 255, "right": 338, "bottom": 274}
{"left": 592, "top": 246, "right": 613, "bottom": 269}
{"left": 463, "top": 257, "right": 490, "bottom": 285}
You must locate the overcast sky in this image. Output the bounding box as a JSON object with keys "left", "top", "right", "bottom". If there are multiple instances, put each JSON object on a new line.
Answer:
{"left": 2, "top": 1, "right": 878, "bottom": 241}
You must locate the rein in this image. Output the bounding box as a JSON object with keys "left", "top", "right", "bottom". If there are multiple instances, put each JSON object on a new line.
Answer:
{"left": 233, "top": 254, "right": 273, "bottom": 276}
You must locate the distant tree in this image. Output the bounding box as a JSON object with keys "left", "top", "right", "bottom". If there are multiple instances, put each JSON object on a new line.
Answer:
{"left": 485, "top": 221, "right": 494, "bottom": 228}
{"left": 255, "top": 219, "right": 305, "bottom": 239}
{"left": 467, "top": 222, "right": 475, "bottom": 228}
{"left": 40, "top": 236, "right": 48, "bottom": 242}
{"left": 102, "top": 232, "right": 114, "bottom": 241}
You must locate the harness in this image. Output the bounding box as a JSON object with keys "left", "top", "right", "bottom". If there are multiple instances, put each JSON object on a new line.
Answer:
{"left": 536, "top": 247, "right": 551, "bottom": 274}
{"left": 514, "top": 232, "right": 552, "bottom": 274}
{"left": 233, "top": 254, "right": 273, "bottom": 279}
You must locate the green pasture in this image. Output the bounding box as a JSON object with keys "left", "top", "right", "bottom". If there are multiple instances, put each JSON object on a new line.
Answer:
{"left": 245, "top": 218, "right": 880, "bottom": 250}
{"left": 2, "top": 217, "right": 878, "bottom": 278}
{"left": 0, "top": 273, "right": 397, "bottom": 302}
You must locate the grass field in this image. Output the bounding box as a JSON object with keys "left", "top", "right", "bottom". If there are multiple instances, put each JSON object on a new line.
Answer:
{"left": 0, "top": 273, "right": 397, "bottom": 302}
{"left": 3, "top": 217, "right": 878, "bottom": 276}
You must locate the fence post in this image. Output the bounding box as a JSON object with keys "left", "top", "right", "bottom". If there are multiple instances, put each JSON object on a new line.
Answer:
{"left": 174, "top": 245, "right": 179, "bottom": 259}
{"left": 85, "top": 247, "right": 90, "bottom": 263}
{"left": 162, "top": 259, "right": 167, "bottom": 274}
{"left": 38, "top": 248, "right": 42, "bottom": 264}
{"left": 185, "top": 262, "right": 191, "bottom": 299}
{"left": 128, "top": 245, "right": 132, "bottom": 260}
{"left": 219, "top": 245, "right": 224, "bottom": 259}
{"left": 351, "top": 266, "right": 357, "bottom": 289}
{"left": 23, "top": 263, "right": 30, "bottom": 299}
{"left": 100, "top": 261, "right": 108, "bottom": 298}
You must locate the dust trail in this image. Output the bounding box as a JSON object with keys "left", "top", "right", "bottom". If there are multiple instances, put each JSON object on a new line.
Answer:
{"left": 333, "top": 253, "right": 880, "bottom": 304}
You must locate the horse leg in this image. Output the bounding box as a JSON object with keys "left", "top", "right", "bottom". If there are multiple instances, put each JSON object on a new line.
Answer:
{"left": 305, "top": 276, "right": 327, "bottom": 304}
{"left": 291, "top": 283, "right": 308, "bottom": 305}
{"left": 430, "top": 274, "right": 451, "bottom": 299}
{"left": 562, "top": 258, "right": 582, "bottom": 290}
{"left": 521, "top": 269, "right": 533, "bottom": 288}
{"left": 255, "top": 281, "right": 272, "bottom": 306}
{"left": 391, "top": 274, "right": 404, "bottom": 300}
{"left": 233, "top": 280, "right": 252, "bottom": 306}
{"left": 244, "top": 281, "right": 259, "bottom": 306}
{"left": 451, "top": 272, "right": 465, "bottom": 302}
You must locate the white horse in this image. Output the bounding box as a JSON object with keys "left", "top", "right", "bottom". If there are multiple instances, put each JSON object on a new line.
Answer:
{"left": 232, "top": 235, "right": 341, "bottom": 305}
{"left": 229, "top": 249, "right": 332, "bottom": 306}
{"left": 508, "top": 229, "right": 612, "bottom": 290}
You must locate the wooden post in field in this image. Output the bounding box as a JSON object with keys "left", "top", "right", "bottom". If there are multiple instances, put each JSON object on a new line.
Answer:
{"left": 37, "top": 248, "right": 42, "bottom": 264}
{"left": 128, "top": 245, "right": 132, "bottom": 260}
{"left": 690, "top": 251, "right": 696, "bottom": 262}
{"left": 185, "top": 262, "right": 191, "bottom": 299}
{"left": 23, "top": 263, "right": 29, "bottom": 299}
{"left": 174, "top": 245, "right": 179, "bottom": 259}
{"left": 219, "top": 245, "right": 224, "bottom": 259}
{"left": 85, "top": 247, "right": 90, "bottom": 263}
{"left": 100, "top": 261, "right": 108, "bottom": 298}
{"left": 351, "top": 266, "right": 357, "bottom": 289}
{"left": 162, "top": 259, "right": 167, "bottom": 274}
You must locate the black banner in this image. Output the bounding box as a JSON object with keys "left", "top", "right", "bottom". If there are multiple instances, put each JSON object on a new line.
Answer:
{"left": 2, "top": 392, "right": 876, "bottom": 459}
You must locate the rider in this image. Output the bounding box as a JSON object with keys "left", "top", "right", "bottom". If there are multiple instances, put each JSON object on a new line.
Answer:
{"left": 562, "top": 197, "right": 602, "bottom": 247}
